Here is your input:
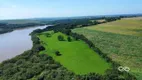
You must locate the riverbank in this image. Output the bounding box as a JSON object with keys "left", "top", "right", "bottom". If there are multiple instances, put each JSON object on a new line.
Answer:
{"left": 0, "top": 24, "right": 46, "bottom": 35}
{"left": 0, "top": 29, "right": 13, "bottom": 34}
{"left": 0, "top": 25, "right": 47, "bottom": 62}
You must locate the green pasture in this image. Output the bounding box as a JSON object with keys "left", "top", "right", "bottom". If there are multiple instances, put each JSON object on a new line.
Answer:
{"left": 38, "top": 31, "right": 111, "bottom": 75}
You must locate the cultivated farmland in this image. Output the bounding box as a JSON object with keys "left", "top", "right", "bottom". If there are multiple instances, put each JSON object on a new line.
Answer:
{"left": 73, "top": 17, "right": 142, "bottom": 79}
{"left": 86, "top": 17, "right": 142, "bottom": 36}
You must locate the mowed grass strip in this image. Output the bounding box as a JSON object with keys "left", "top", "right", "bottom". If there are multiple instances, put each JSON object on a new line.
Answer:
{"left": 38, "top": 31, "right": 111, "bottom": 75}
{"left": 85, "top": 18, "right": 142, "bottom": 36}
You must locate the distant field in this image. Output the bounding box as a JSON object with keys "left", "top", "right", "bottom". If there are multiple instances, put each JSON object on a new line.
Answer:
{"left": 85, "top": 17, "right": 142, "bottom": 36}
{"left": 0, "top": 19, "right": 41, "bottom": 24}
{"left": 123, "top": 17, "right": 142, "bottom": 20}
{"left": 96, "top": 19, "right": 106, "bottom": 23}
{"left": 73, "top": 17, "right": 142, "bottom": 79}
{"left": 38, "top": 31, "right": 111, "bottom": 75}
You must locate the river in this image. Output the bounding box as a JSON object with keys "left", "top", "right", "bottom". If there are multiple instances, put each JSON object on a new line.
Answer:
{"left": 0, "top": 25, "right": 47, "bottom": 62}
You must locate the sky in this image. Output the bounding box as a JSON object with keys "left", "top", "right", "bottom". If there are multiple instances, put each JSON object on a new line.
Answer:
{"left": 0, "top": 0, "right": 142, "bottom": 20}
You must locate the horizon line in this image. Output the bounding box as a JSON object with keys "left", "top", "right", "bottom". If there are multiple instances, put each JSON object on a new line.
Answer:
{"left": 0, "top": 13, "right": 142, "bottom": 21}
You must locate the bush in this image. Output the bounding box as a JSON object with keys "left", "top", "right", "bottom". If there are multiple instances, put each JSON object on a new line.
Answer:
{"left": 45, "top": 33, "right": 51, "bottom": 37}
{"left": 58, "top": 35, "right": 65, "bottom": 41}
{"left": 67, "top": 36, "right": 72, "bottom": 42}
{"left": 55, "top": 51, "right": 62, "bottom": 56}
{"left": 33, "top": 44, "right": 45, "bottom": 52}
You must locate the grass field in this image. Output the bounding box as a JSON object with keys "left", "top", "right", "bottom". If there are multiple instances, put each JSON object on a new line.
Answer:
{"left": 72, "top": 17, "right": 142, "bottom": 79}
{"left": 85, "top": 18, "right": 142, "bottom": 36}
{"left": 38, "top": 31, "right": 111, "bottom": 75}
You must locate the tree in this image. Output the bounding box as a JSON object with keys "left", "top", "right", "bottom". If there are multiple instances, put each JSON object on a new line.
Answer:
{"left": 55, "top": 51, "right": 62, "bottom": 56}
{"left": 64, "top": 29, "right": 71, "bottom": 35}
{"left": 45, "top": 33, "right": 51, "bottom": 37}
{"left": 0, "top": 70, "right": 2, "bottom": 76}
{"left": 33, "top": 44, "right": 45, "bottom": 52}
{"left": 67, "top": 36, "right": 72, "bottom": 42}
{"left": 32, "top": 36, "right": 40, "bottom": 44}
{"left": 58, "top": 35, "right": 64, "bottom": 41}
{"left": 25, "top": 69, "right": 35, "bottom": 79}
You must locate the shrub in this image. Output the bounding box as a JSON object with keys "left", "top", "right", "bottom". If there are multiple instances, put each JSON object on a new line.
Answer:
{"left": 55, "top": 51, "right": 62, "bottom": 56}
{"left": 58, "top": 35, "right": 65, "bottom": 41}
{"left": 67, "top": 36, "right": 72, "bottom": 42}
{"left": 45, "top": 33, "right": 51, "bottom": 37}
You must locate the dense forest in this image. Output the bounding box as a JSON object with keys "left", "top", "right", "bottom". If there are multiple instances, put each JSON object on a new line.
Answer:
{"left": 0, "top": 16, "right": 137, "bottom": 80}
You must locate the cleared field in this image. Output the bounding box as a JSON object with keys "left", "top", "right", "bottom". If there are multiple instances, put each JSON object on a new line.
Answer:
{"left": 72, "top": 18, "right": 142, "bottom": 79}
{"left": 38, "top": 31, "right": 111, "bottom": 75}
{"left": 85, "top": 18, "right": 142, "bottom": 36}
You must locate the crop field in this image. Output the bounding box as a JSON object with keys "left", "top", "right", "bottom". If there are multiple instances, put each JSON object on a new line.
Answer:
{"left": 38, "top": 31, "right": 111, "bottom": 75}
{"left": 72, "top": 17, "right": 142, "bottom": 79}
{"left": 85, "top": 17, "right": 142, "bottom": 36}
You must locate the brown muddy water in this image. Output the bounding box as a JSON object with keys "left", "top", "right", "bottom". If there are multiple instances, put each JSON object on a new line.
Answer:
{"left": 0, "top": 25, "right": 47, "bottom": 62}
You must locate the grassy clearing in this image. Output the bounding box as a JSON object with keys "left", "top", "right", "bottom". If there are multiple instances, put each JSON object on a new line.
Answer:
{"left": 73, "top": 27, "right": 142, "bottom": 79}
{"left": 38, "top": 31, "right": 111, "bottom": 75}
{"left": 85, "top": 18, "right": 142, "bottom": 36}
